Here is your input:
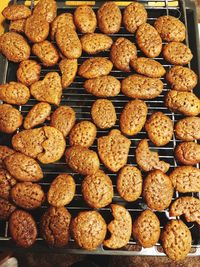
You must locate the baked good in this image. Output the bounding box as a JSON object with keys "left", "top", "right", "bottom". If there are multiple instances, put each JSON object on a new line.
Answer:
{"left": 154, "top": 15, "right": 186, "bottom": 42}
{"left": 130, "top": 57, "right": 166, "bottom": 78}
{"left": 84, "top": 76, "right": 120, "bottom": 97}
{"left": 123, "top": 2, "right": 147, "bottom": 33}
{"left": 163, "top": 42, "right": 193, "bottom": 65}
{"left": 117, "top": 165, "right": 142, "bottom": 202}
{"left": 41, "top": 206, "right": 71, "bottom": 247}
{"left": 132, "top": 210, "right": 160, "bottom": 248}
{"left": 143, "top": 170, "right": 173, "bottom": 211}
{"left": 145, "top": 112, "right": 173, "bottom": 146}
{"left": 79, "top": 57, "right": 113, "bottom": 79}
{"left": 82, "top": 169, "right": 113, "bottom": 208}
{"left": 91, "top": 99, "right": 116, "bottom": 129}
{"left": 0, "top": 169, "right": 16, "bottom": 200}
{"left": 0, "top": 32, "right": 30, "bottom": 62}
{"left": 110, "top": 37, "right": 137, "bottom": 72}
{"left": 9, "top": 19, "right": 26, "bottom": 33}
{"left": 136, "top": 23, "right": 162, "bottom": 58}
{"left": 175, "top": 116, "right": 200, "bottom": 141}
{"left": 51, "top": 13, "right": 75, "bottom": 40}
{"left": 0, "top": 198, "right": 16, "bottom": 220}
{"left": 0, "top": 146, "right": 15, "bottom": 166}
{"left": 98, "top": 129, "right": 131, "bottom": 172}
{"left": 32, "top": 41, "right": 59, "bottom": 67}
{"left": 17, "top": 60, "right": 41, "bottom": 86}
{"left": 0, "top": 104, "right": 23, "bottom": 134}
{"left": 120, "top": 99, "right": 147, "bottom": 136}
{"left": 175, "top": 141, "right": 200, "bottom": 165}
{"left": 9, "top": 210, "right": 37, "bottom": 248}
{"left": 30, "top": 72, "right": 62, "bottom": 106}
{"left": 161, "top": 220, "right": 192, "bottom": 261}
{"left": 47, "top": 174, "right": 76, "bottom": 207}
{"left": 2, "top": 4, "right": 31, "bottom": 20}
{"left": 11, "top": 182, "right": 45, "bottom": 210}
{"left": 74, "top": 6, "right": 97, "bottom": 33}
{"left": 122, "top": 74, "right": 163, "bottom": 99}
{"left": 104, "top": 204, "right": 132, "bottom": 249}
{"left": 71, "top": 210, "right": 106, "bottom": 250}
{"left": 50, "top": 105, "right": 76, "bottom": 137}
{"left": 97, "top": 2, "right": 122, "bottom": 34}
{"left": 59, "top": 59, "right": 78, "bottom": 88}
{"left": 33, "top": 0, "right": 57, "bottom": 23}
{"left": 165, "top": 90, "right": 200, "bottom": 116}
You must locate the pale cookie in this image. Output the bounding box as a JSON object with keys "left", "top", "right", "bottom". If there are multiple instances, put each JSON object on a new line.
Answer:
{"left": 175, "top": 117, "right": 200, "bottom": 141}
{"left": 0, "top": 169, "right": 16, "bottom": 200}
{"left": 74, "top": 6, "right": 97, "bottom": 33}
{"left": 17, "top": 60, "right": 41, "bottom": 86}
{"left": 33, "top": 0, "right": 57, "bottom": 23}
{"left": 9, "top": 19, "right": 26, "bottom": 33}
{"left": 59, "top": 59, "right": 78, "bottom": 88}
{"left": 2, "top": 4, "right": 31, "bottom": 20}
{"left": 175, "top": 141, "right": 200, "bottom": 165}
{"left": 51, "top": 13, "right": 75, "bottom": 40}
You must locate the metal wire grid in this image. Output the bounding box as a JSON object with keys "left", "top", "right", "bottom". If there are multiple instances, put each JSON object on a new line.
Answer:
{"left": 0, "top": 0, "right": 200, "bottom": 256}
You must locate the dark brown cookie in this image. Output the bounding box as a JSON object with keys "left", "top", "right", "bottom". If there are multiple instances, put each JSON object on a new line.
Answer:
{"left": 0, "top": 169, "right": 16, "bottom": 200}
{"left": 175, "top": 141, "right": 200, "bottom": 165}
{"left": 0, "top": 198, "right": 16, "bottom": 220}
{"left": 33, "top": 0, "right": 57, "bottom": 23}
{"left": 2, "top": 4, "right": 31, "bottom": 20}
{"left": 74, "top": 6, "right": 97, "bottom": 33}
{"left": 59, "top": 58, "right": 78, "bottom": 88}
{"left": 175, "top": 116, "right": 200, "bottom": 141}
{"left": 51, "top": 13, "right": 75, "bottom": 40}
{"left": 17, "top": 60, "right": 41, "bottom": 86}
{"left": 9, "top": 19, "right": 26, "bottom": 33}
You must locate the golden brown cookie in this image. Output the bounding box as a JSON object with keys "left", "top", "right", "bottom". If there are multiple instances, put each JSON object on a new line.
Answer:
{"left": 120, "top": 100, "right": 148, "bottom": 136}
{"left": 71, "top": 210, "right": 106, "bottom": 250}
{"left": 2, "top": 4, "right": 31, "bottom": 20}
{"left": 82, "top": 169, "right": 113, "bottom": 208}
{"left": 110, "top": 37, "right": 137, "bottom": 72}
{"left": 59, "top": 58, "right": 78, "bottom": 88}
{"left": 97, "top": 130, "right": 131, "bottom": 172}
{"left": 175, "top": 141, "right": 200, "bottom": 165}
{"left": 74, "top": 6, "right": 97, "bottom": 33}
{"left": 9, "top": 19, "right": 26, "bottom": 33}
{"left": 104, "top": 204, "right": 132, "bottom": 249}
{"left": 175, "top": 117, "right": 200, "bottom": 141}
{"left": 143, "top": 170, "right": 173, "bottom": 211}
{"left": 17, "top": 60, "right": 41, "bottom": 87}
{"left": 132, "top": 210, "right": 160, "bottom": 248}
{"left": 117, "top": 165, "right": 142, "bottom": 202}
{"left": 41, "top": 206, "right": 71, "bottom": 247}
{"left": 33, "top": 0, "right": 57, "bottom": 23}
{"left": 0, "top": 198, "right": 16, "bottom": 220}
{"left": 0, "top": 146, "right": 15, "bottom": 166}
{"left": 0, "top": 169, "right": 16, "bottom": 200}
{"left": 122, "top": 74, "right": 163, "bottom": 99}
{"left": 47, "top": 174, "right": 76, "bottom": 207}
{"left": 65, "top": 146, "right": 100, "bottom": 175}
{"left": 51, "top": 13, "right": 75, "bottom": 40}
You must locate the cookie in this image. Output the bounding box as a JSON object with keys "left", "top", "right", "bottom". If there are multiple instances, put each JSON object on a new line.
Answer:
{"left": 175, "top": 117, "right": 200, "bottom": 141}
{"left": 175, "top": 141, "right": 200, "bottom": 165}
{"left": 0, "top": 32, "right": 30, "bottom": 62}
{"left": 165, "top": 90, "right": 200, "bottom": 116}
{"left": 130, "top": 57, "right": 166, "bottom": 78}
{"left": 161, "top": 220, "right": 192, "bottom": 261}
{"left": 65, "top": 146, "right": 100, "bottom": 176}
{"left": 9, "top": 210, "right": 37, "bottom": 248}
{"left": 50, "top": 105, "right": 76, "bottom": 137}
{"left": 82, "top": 169, "right": 113, "bottom": 208}
{"left": 30, "top": 72, "right": 62, "bottom": 106}
{"left": 117, "top": 165, "right": 142, "bottom": 202}
{"left": 122, "top": 74, "right": 163, "bottom": 99}
{"left": 74, "top": 6, "right": 97, "bottom": 33}
{"left": 0, "top": 104, "right": 23, "bottom": 134}
{"left": 33, "top": 0, "right": 57, "bottom": 23}
{"left": 0, "top": 146, "right": 15, "bottom": 166}
{"left": 104, "top": 204, "right": 132, "bottom": 249}
{"left": 17, "top": 60, "right": 41, "bottom": 86}
{"left": 91, "top": 99, "right": 116, "bottom": 129}
{"left": 25, "top": 14, "right": 49, "bottom": 43}
{"left": 59, "top": 59, "right": 78, "bottom": 88}
{"left": 120, "top": 100, "right": 148, "bottom": 136}
{"left": 81, "top": 33, "right": 113, "bottom": 54}
{"left": 32, "top": 41, "right": 59, "bottom": 67}
{"left": 136, "top": 23, "right": 162, "bottom": 58}
{"left": 9, "top": 19, "right": 26, "bottom": 33}
{"left": 166, "top": 66, "right": 197, "bottom": 92}
{"left": 132, "top": 210, "right": 160, "bottom": 248}
{"left": 47, "top": 174, "right": 76, "bottom": 207}
{"left": 11, "top": 182, "right": 45, "bottom": 210}
{"left": 145, "top": 112, "right": 173, "bottom": 146}
{"left": 51, "top": 13, "right": 75, "bottom": 40}
{"left": 23, "top": 102, "right": 51, "bottom": 130}
{"left": 97, "top": 129, "right": 131, "bottom": 172}
{"left": 143, "top": 170, "right": 173, "bottom": 211}
{"left": 41, "top": 206, "right": 71, "bottom": 247}
{"left": 0, "top": 169, "right": 16, "bottom": 200}
{"left": 71, "top": 210, "right": 106, "bottom": 250}
{"left": 136, "top": 139, "right": 170, "bottom": 173}
{"left": 84, "top": 75, "right": 120, "bottom": 97}
{"left": 79, "top": 57, "right": 113, "bottom": 79}
{"left": 110, "top": 37, "right": 137, "bottom": 72}
{"left": 0, "top": 198, "right": 16, "bottom": 220}
{"left": 2, "top": 4, "right": 31, "bottom": 20}
{"left": 163, "top": 42, "right": 193, "bottom": 65}
{"left": 154, "top": 15, "right": 186, "bottom": 42}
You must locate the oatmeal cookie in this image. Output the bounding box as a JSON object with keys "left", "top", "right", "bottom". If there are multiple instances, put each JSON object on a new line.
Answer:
{"left": 2, "top": 4, "right": 31, "bottom": 20}
{"left": 175, "top": 116, "right": 200, "bottom": 141}
{"left": 9, "top": 19, "right": 26, "bottom": 33}
{"left": 51, "top": 13, "right": 75, "bottom": 40}
{"left": 17, "top": 60, "right": 41, "bottom": 86}
{"left": 0, "top": 198, "right": 16, "bottom": 220}
{"left": 0, "top": 169, "right": 16, "bottom": 200}
{"left": 0, "top": 146, "right": 15, "bottom": 166}
{"left": 59, "top": 59, "right": 78, "bottom": 88}
{"left": 74, "top": 6, "right": 97, "bottom": 33}
{"left": 33, "top": 0, "right": 57, "bottom": 23}
{"left": 175, "top": 141, "right": 200, "bottom": 165}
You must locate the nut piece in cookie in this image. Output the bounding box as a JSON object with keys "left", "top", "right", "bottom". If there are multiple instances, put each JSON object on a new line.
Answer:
{"left": 59, "top": 59, "right": 78, "bottom": 88}
{"left": 136, "top": 139, "right": 170, "bottom": 173}
{"left": 175, "top": 141, "right": 200, "bottom": 165}
{"left": 0, "top": 198, "right": 16, "bottom": 220}
{"left": 0, "top": 146, "right": 15, "bottom": 166}
{"left": 175, "top": 117, "right": 200, "bottom": 141}
{"left": 110, "top": 37, "right": 137, "bottom": 72}
{"left": 41, "top": 206, "right": 71, "bottom": 247}
{"left": 74, "top": 6, "right": 97, "bottom": 33}
{"left": 48, "top": 174, "right": 76, "bottom": 207}
{"left": 9, "top": 210, "right": 37, "bottom": 248}
{"left": 17, "top": 60, "right": 41, "bottom": 86}
{"left": 9, "top": 19, "right": 26, "bottom": 33}
{"left": 51, "top": 13, "right": 75, "bottom": 40}
{"left": 0, "top": 169, "right": 16, "bottom": 200}
{"left": 33, "top": 0, "right": 57, "bottom": 23}
{"left": 120, "top": 100, "right": 148, "bottom": 136}
{"left": 97, "top": 130, "right": 131, "bottom": 172}
{"left": 132, "top": 210, "right": 160, "bottom": 248}
{"left": 82, "top": 170, "right": 113, "bottom": 208}
{"left": 117, "top": 165, "right": 142, "bottom": 202}
{"left": 143, "top": 170, "right": 173, "bottom": 211}
{"left": 2, "top": 4, "right": 31, "bottom": 20}
{"left": 104, "top": 204, "right": 132, "bottom": 249}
